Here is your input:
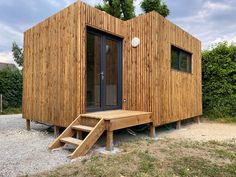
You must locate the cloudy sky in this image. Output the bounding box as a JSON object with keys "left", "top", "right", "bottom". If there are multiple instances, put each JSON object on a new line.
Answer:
{"left": 0, "top": 0, "right": 235, "bottom": 64}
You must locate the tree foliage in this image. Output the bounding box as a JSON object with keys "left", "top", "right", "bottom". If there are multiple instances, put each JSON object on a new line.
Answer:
{"left": 141, "top": 0, "right": 170, "bottom": 17}
{"left": 95, "top": 0, "right": 135, "bottom": 20}
{"left": 96, "top": 0, "right": 170, "bottom": 20}
{"left": 202, "top": 42, "right": 236, "bottom": 119}
{"left": 12, "top": 42, "right": 24, "bottom": 67}
{"left": 0, "top": 68, "right": 23, "bottom": 108}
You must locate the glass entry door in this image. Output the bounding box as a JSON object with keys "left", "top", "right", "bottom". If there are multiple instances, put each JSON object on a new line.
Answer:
{"left": 86, "top": 28, "right": 122, "bottom": 112}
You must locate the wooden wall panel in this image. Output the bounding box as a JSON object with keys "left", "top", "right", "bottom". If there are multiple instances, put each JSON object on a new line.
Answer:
{"left": 23, "top": 2, "right": 126, "bottom": 127}
{"left": 23, "top": 1, "right": 202, "bottom": 127}
{"left": 123, "top": 13, "right": 157, "bottom": 123}
{"left": 23, "top": 3, "right": 79, "bottom": 126}
{"left": 124, "top": 12, "right": 202, "bottom": 126}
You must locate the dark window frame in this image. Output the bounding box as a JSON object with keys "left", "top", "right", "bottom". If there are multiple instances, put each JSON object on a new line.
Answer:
{"left": 86, "top": 27, "right": 123, "bottom": 112}
{"left": 171, "top": 45, "right": 192, "bottom": 73}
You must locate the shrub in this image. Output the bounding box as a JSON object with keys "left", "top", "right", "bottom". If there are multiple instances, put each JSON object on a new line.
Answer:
{"left": 202, "top": 42, "right": 236, "bottom": 119}
{"left": 0, "top": 68, "right": 22, "bottom": 109}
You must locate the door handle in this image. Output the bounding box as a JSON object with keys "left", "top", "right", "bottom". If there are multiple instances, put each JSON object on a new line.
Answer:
{"left": 99, "top": 71, "right": 104, "bottom": 80}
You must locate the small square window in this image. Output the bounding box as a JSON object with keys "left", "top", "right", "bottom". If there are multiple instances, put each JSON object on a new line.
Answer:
{"left": 171, "top": 46, "right": 192, "bottom": 73}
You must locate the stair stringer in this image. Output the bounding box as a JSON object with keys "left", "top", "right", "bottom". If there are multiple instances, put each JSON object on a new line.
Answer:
{"left": 48, "top": 115, "right": 81, "bottom": 149}
{"left": 69, "top": 118, "right": 105, "bottom": 159}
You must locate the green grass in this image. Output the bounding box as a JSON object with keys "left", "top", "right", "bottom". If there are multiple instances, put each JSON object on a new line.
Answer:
{"left": 172, "top": 156, "right": 236, "bottom": 177}
{"left": 27, "top": 138, "right": 236, "bottom": 177}
{"left": 0, "top": 107, "right": 22, "bottom": 115}
{"left": 204, "top": 115, "right": 236, "bottom": 123}
{"left": 216, "top": 117, "right": 236, "bottom": 123}
{"left": 214, "top": 149, "right": 236, "bottom": 160}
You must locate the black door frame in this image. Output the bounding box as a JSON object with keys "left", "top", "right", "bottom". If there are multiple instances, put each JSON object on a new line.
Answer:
{"left": 86, "top": 27, "right": 123, "bottom": 112}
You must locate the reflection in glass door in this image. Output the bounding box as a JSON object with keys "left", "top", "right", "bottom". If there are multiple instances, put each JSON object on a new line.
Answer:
{"left": 105, "top": 38, "right": 118, "bottom": 108}
{"left": 86, "top": 32, "right": 101, "bottom": 110}
{"left": 86, "top": 28, "right": 122, "bottom": 112}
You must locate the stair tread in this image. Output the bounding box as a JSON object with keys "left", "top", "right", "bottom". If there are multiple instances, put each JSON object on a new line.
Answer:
{"left": 72, "top": 125, "right": 94, "bottom": 132}
{"left": 60, "top": 137, "right": 82, "bottom": 146}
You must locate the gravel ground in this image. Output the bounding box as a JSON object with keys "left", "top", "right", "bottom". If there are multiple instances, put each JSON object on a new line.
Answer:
{"left": 158, "top": 121, "right": 236, "bottom": 142}
{"left": 0, "top": 115, "right": 71, "bottom": 177}
{"left": 0, "top": 115, "right": 236, "bottom": 177}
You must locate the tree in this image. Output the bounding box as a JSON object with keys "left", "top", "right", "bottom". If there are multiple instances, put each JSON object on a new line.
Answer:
{"left": 141, "top": 0, "right": 170, "bottom": 17}
{"left": 12, "top": 42, "right": 23, "bottom": 67}
{"left": 95, "top": 0, "right": 135, "bottom": 20}
{"left": 202, "top": 42, "right": 236, "bottom": 119}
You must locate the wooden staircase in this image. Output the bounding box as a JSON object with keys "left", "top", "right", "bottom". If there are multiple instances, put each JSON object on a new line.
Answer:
{"left": 48, "top": 115, "right": 105, "bottom": 159}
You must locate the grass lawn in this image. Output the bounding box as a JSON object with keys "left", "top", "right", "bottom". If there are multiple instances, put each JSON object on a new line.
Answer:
{"left": 28, "top": 137, "right": 236, "bottom": 177}
{"left": 214, "top": 117, "right": 236, "bottom": 123}
{"left": 0, "top": 107, "right": 22, "bottom": 115}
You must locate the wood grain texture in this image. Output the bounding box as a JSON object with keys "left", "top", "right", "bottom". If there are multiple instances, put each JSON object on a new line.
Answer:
{"left": 123, "top": 12, "right": 202, "bottom": 126}
{"left": 48, "top": 115, "right": 81, "bottom": 149}
{"left": 23, "top": 3, "right": 80, "bottom": 126}
{"left": 23, "top": 1, "right": 202, "bottom": 128}
{"left": 70, "top": 118, "right": 105, "bottom": 158}
{"left": 106, "top": 130, "right": 114, "bottom": 151}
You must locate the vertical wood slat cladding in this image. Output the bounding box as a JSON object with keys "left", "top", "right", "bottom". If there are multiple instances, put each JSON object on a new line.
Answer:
{"left": 23, "top": 2, "right": 125, "bottom": 127}
{"left": 23, "top": 3, "right": 79, "bottom": 126}
{"left": 123, "top": 13, "right": 202, "bottom": 125}
{"left": 23, "top": 1, "right": 202, "bottom": 127}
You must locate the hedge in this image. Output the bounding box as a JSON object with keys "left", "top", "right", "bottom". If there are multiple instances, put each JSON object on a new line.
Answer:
{"left": 202, "top": 42, "right": 236, "bottom": 119}
{"left": 0, "top": 68, "right": 22, "bottom": 108}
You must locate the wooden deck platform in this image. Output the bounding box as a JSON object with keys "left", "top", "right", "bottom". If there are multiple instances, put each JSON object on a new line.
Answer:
{"left": 82, "top": 110, "right": 153, "bottom": 131}
{"left": 48, "top": 110, "right": 154, "bottom": 159}
{"left": 81, "top": 110, "right": 152, "bottom": 120}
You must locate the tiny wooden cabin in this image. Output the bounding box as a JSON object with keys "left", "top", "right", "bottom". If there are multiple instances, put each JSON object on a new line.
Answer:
{"left": 23, "top": 1, "right": 202, "bottom": 158}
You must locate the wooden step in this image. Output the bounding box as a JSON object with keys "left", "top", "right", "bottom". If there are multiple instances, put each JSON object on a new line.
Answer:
{"left": 48, "top": 115, "right": 81, "bottom": 150}
{"left": 69, "top": 119, "right": 105, "bottom": 159}
{"left": 60, "top": 137, "right": 82, "bottom": 146}
{"left": 80, "top": 116, "right": 100, "bottom": 127}
{"left": 48, "top": 115, "right": 105, "bottom": 159}
{"left": 72, "top": 125, "right": 94, "bottom": 132}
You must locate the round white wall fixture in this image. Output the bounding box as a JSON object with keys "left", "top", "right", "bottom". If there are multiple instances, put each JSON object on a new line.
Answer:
{"left": 131, "top": 37, "right": 140, "bottom": 48}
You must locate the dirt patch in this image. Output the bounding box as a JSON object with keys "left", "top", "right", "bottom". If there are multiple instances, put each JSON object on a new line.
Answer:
{"left": 158, "top": 121, "right": 236, "bottom": 142}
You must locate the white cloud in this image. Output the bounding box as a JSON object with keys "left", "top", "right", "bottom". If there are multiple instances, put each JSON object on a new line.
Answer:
{"left": 204, "top": 1, "right": 230, "bottom": 10}
{"left": 210, "top": 36, "right": 236, "bottom": 46}
{"left": 165, "top": 0, "right": 236, "bottom": 49}
{"left": 0, "top": 22, "right": 22, "bottom": 52}
{"left": 0, "top": 52, "right": 13, "bottom": 64}
{"left": 0, "top": 22, "right": 22, "bottom": 39}
{"left": 0, "top": 0, "right": 235, "bottom": 54}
